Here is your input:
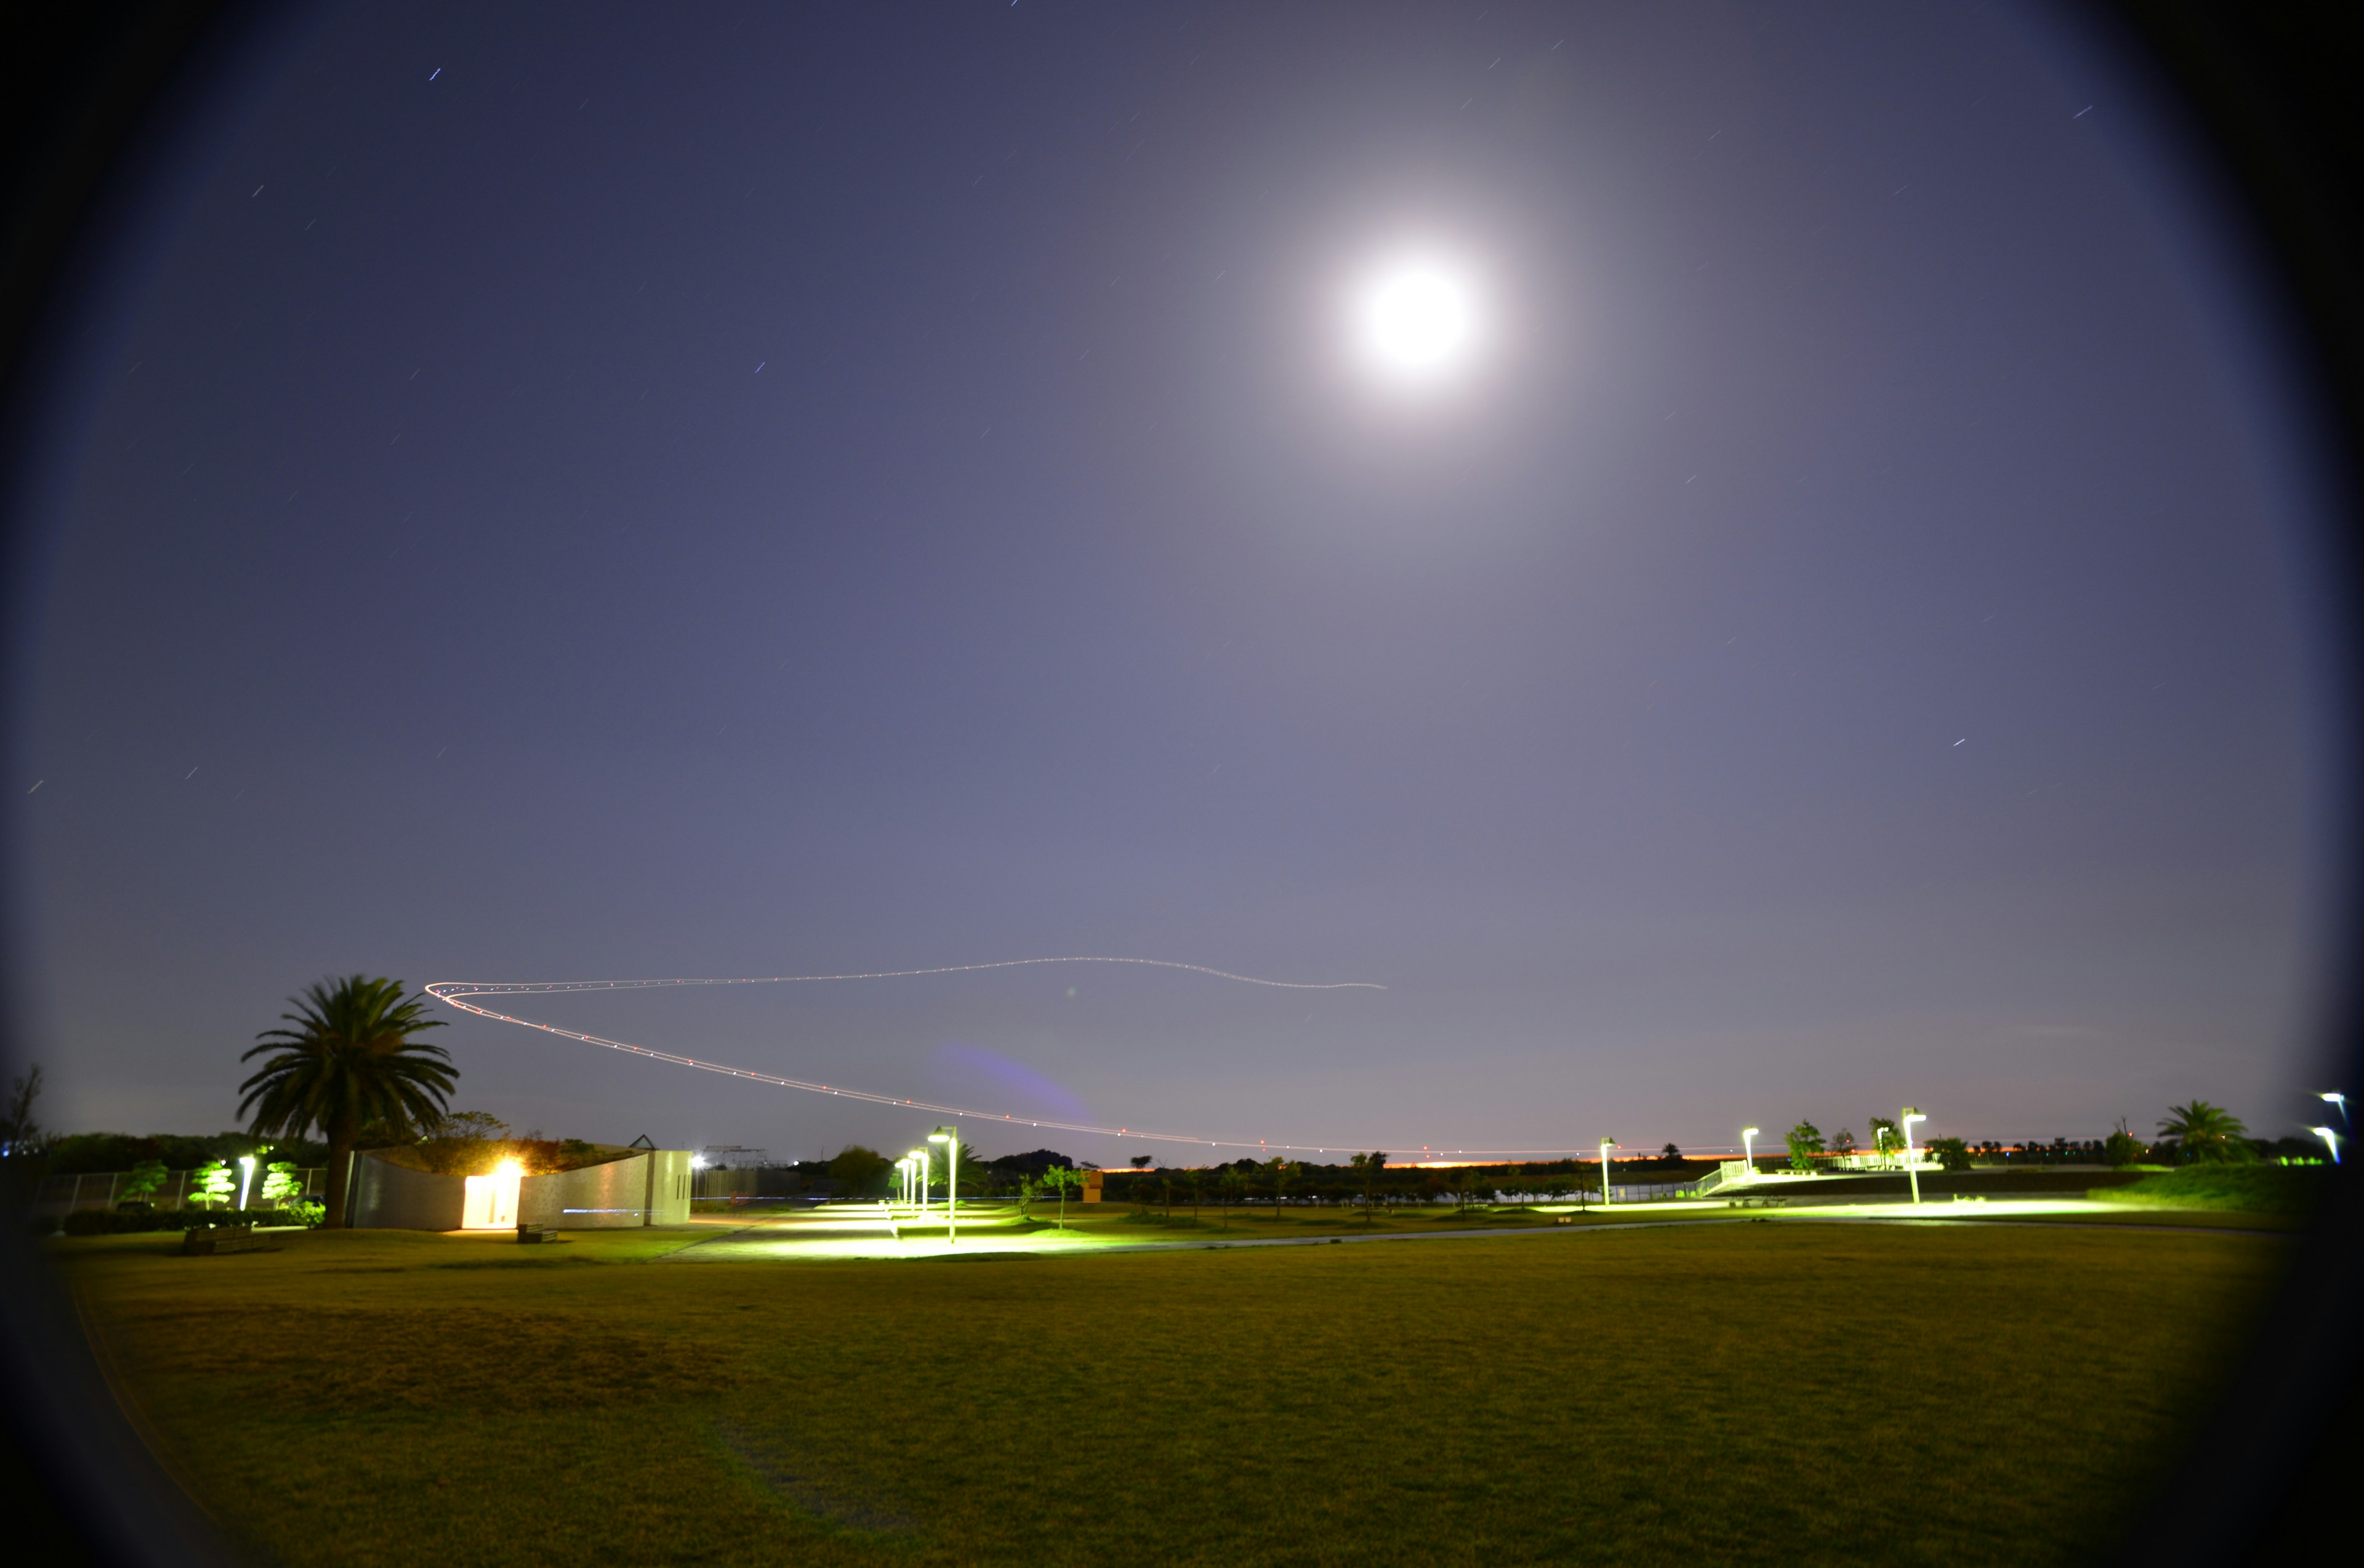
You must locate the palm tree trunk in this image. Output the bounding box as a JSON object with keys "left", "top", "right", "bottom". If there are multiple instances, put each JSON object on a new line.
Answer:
{"left": 321, "top": 1113, "right": 355, "bottom": 1229}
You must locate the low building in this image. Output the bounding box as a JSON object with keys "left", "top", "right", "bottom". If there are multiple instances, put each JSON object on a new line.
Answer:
{"left": 347, "top": 1144, "right": 693, "bottom": 1230}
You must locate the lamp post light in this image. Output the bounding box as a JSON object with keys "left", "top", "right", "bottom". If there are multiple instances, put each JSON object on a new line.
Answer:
{"left": 236, "top": 1154, "right": 257, "bottom": 1212}
{"left": 2312, "top": 1127, "right": 2342, "bottom": 1165}
{"left": 909, "top": 1148, "right": 930, "bottom": 1221}
{"left": 1901, "top": 1109, "right": 1927, "bottom": 1205}
{"left": 1599, "top": 1140, "right": 1617, "bottom": 1207}
{"left": 1740, "top": 1127, "right": 1760, "bottom": 1182}
{"left": 928, "top": 1126, "right": 957, "bottom": 1245}
{"left": 2322, "top": 1092, "right": 2349, "bottom": 1133}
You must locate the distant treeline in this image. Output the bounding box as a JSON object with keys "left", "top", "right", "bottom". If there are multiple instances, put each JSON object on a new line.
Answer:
{"left": 40, "top": 1130, "right": 331, "bottom": 1175}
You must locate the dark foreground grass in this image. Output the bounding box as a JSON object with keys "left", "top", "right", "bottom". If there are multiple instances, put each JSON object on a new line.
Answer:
{"left": 57, "top": 1221, "right": 2283, "bottom": 1567}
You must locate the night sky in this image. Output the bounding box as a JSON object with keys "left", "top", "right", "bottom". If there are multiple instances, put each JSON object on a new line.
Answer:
{"left": 8, "top": 2, "right": 2342, "bottom": 1162}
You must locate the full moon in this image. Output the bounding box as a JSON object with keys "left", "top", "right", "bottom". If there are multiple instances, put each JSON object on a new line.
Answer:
{"left": 1350, "top": 254, "right": 1484, "bottom": 388}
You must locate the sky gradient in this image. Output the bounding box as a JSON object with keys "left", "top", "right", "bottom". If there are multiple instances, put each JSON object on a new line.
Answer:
{"left": 8, "top": 2, "right": 2344, "bottom": 1163}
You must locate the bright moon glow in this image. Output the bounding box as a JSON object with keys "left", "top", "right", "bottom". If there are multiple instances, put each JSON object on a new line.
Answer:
{"left": 1351, "top": 254, "right": 1484, "bottom": 387}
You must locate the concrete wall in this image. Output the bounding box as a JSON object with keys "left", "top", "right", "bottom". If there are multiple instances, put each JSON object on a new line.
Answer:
{"left": 350, "top": 1149, "right": 693, "bottom": 1229}
{"left": 518, "top": 1150, "right": 692, "bottom": 1229}
{"left": 348, "top": 1152, "right": 464, "bottom": 1231}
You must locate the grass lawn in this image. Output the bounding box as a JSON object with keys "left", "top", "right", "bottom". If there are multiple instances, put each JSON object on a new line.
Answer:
{"left": 55, "top": 1218, "right": 2285, "bottom": 1567}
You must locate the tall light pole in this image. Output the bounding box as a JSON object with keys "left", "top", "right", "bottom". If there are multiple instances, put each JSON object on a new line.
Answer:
{"left": 2322, "top": 1092, "right": 2349, "bottom": 1133}
{"left": 1901, "top": 1109, "right": 1927, "bottom": 1205}
{"left": 1599, "top": 1140, "right": 1617, "bottom": 1207}
{"left": 929, "top": 1126, "right": 957, "bottom": 1244}
{"left": 910, "top": 1148, "right": 930, "bottom": 1220}
{"left": 1740, "top": 1127, "right": 1759, "bottom": 1182}
{"left": 236, "top": 1154, "right": 257, "bottom": 1212}
{"left": 2312, "top": 1126, "right": 2343, "bottom": 1165}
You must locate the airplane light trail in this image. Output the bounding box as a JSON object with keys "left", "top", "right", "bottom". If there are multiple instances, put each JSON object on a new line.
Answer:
{"left": 425, "top": 957, "right": 1628, "bottom": 1157}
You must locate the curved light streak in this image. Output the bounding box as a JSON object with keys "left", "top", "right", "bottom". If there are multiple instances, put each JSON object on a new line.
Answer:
{"left": 425, "top": 959, "right": 1615, "bottom": 1157}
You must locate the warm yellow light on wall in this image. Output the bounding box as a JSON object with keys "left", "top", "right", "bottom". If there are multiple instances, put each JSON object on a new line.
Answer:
{"left": 462, "top": 1158, "right": 524, "bottom": 1229}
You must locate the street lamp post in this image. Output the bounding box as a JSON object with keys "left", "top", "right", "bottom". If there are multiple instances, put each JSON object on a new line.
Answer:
{"left": 1901, "top": 1109, "right": 1927, "bottom": 1205}
{"left": 2322, "top": 1092, "right": 2350, "bottom": 1133}
{"left": 929, "top": 1126, "right": 957, "bottom": 1245}
{"left": 1740, "top": 1127, "right": 1759, "bottom": 1183}
{"left": 236, "top": 1154, "right": 257, "bottom": 1212}
{"left": 910, "top": 1148, "right": 930, "bottom": 1221}
{"left": 2312, "top": 1126, "right": 2343, "bottom": 1165}
{"left": 1599, "top": 1140, "right": 1617, "bottom": 1207}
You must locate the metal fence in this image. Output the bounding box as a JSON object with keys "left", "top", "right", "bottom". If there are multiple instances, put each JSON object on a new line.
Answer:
{"left": 28, "top": 1167, "right": 328, "bottom": 1216}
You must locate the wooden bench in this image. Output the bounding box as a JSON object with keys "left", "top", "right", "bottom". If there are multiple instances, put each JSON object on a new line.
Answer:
{"left": 516, "top": 1223, "right": 560, "bottom": 1244}
{"left": 181, "top": 1225, "right": 275, "bottom": 1256}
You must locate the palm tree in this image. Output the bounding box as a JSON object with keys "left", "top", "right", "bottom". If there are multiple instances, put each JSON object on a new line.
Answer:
{"left": 240, "top": 975, "right": 456, "bottom": 1228}
{"left": 2157, "top": 1100, "right": 2253, "bottom": 1164}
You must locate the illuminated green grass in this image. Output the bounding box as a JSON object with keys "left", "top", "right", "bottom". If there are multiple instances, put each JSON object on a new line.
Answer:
{"left": 58, "top": 1220, "right": 2282, "bottom": 1567}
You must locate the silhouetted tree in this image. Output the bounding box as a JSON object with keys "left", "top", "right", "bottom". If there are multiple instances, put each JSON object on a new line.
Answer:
{"left": 2158, "top": 1101, "right": 2252, "bottom": 1164}
{"left": 829, "top": 1145, "right": 891, "bottom": 1197}
{"left": 1926, "top": 1136, "right": 1971, "bottom": 1173}
{"left": 240, "top": 976, "right": 454, "bottom": 1228}
{"left": 1264, "top": 1157, "right": 1297, "bottom": 1216}
{"left": 1349, "top": 1151, "right": 1388, "bottom": 1221}
{"left": 2104, "top": 1117, "right": 2148, "bottom": 1168}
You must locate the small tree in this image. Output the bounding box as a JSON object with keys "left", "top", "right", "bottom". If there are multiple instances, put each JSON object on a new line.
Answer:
{"left": 1659, "top": 1142, "right": 1682, "bottom": 1166}
{"left": 189, "top": 1160, "right": 235, "bottom": 1210}
{"left": 1130, "top": 1154, "right": 1153, "bottom": 1171}
{"left": 1264, "top": 1157, "right": 1297, "bottom": 1216}
{"left": 1040, "top": 1165, "right": 1083, "bottom": 1229}
{"left": 1785, "top": 1121, "right": 1825, "bottom": 1173}
{"left": 1218, "top": 1165, "right": 1245, "bottom": 1228}
{"left": 120, "top": 1159, "right": 169, "bottom": 1204}
{"left": 1349, "top": 1151, "right": 1388, "bottom": 1222}
{"left": 1829, "top": 1127, "right": 1857, "bottom": 1157}
{"left": 2104, "top": 1117, "right": 2147, "bottom": 1168}
{"left": 260, "top": 1160, "right": 305, "bottom": 1207}
{"left": 1926, "top": 1136, "right": 1971, "bottom": 1173}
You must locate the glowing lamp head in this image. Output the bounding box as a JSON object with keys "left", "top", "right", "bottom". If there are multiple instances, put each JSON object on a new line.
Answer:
{"left": 494, "top": 1158, "right": 522, "bottom": 1179}
{"left": 1742, "top": 1127, "right": 1759, "bottom": 1138}
{"left": 1351, "top": 254, "right": 1484, "bottom": 388}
